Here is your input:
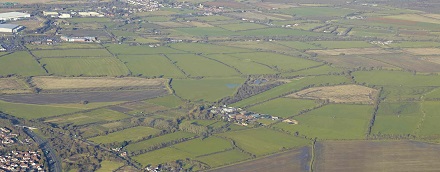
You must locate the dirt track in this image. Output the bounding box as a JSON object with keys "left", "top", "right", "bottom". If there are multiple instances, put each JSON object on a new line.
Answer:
{"left": 0, "top": 89, "right": 168, "bottom": 104}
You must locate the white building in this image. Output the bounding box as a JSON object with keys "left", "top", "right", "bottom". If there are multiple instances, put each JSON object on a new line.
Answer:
{"left": 0, "top": 24, "right": 24, "bottom": 33}
{"left": 0, "top": 12, "right": 30, "bottom": 21}
{"left": 0, "top": 45, "right": 6, "bottom": 52}
{"left": 78, "top": 12, "right": 104, "bottom": 17}
{"left": 43, "top": 11, "right": 59, "bottom": 17}
{"left": 58, "top": 13, "right": 72, "bottom": 18}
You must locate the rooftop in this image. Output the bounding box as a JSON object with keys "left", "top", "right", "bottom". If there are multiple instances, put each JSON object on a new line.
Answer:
{"left": 0, "top": 12, "right": 30, "bottom": 19}
{"left": 0, "top": 24, "right": 20, "bottom": 29}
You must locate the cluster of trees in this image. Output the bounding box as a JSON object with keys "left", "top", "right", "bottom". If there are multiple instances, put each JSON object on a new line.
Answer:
{"left": 219, "top": 77, "right": 284, "bottom": 105}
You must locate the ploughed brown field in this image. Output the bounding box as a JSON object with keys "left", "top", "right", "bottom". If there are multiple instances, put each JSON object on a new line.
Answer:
{"left": 314, "top": 140, "right": 440, "bottom": 172}
{"left": 211, "top": 147, "right": 311, "bottom": 172}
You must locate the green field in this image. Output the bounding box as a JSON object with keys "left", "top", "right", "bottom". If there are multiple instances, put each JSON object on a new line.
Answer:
{"left": 372, "top": 102, "right": 422, "bottom": 135}
{"left": 32, "top": 49, "right": 111, "bottom": 57}
{"left": 46, "top": 109, "right": 129, "bottom": 126}
{"left": 132, "top": 147, "right": 192, "bottom": 167}
{"left": 382, "top": 86, "right": 433, "bottom": 102}
{"left": 166, "top": 54, "right": 239, "bottom": 77}
{"left": 425, "top": 87, "right": 440, "bottom": 100}
{"left": 281, "top": 65, "right": 345, "bottom": 77}
{"left": 206, "top": 54, "right": 276, "bottom": 75}
{"left": 118, "top": 54, "right": 185, "bottom": 77}
{"left": 125, "top": 131, "right": 196, "bottom": 153}
{"left": 248, "top": 98, "right": 318, "bottom": 118}
{"left": 89, "top": 126, "right": 160, "bottom": 144}
{"left": 41, "top": 57, "right": 129, "bottom": 76}
{"left": 418, "top": 101, "right": 440, "bottom": 138}
{"left": 387, "top": 41, "right": 440, "bottom": 48}
{"left": 276, "top": 41, "right": 321, "bottom": 50}
{"left": 196, "top": 149, "right": 250, "bottom": 168}
{"left": 105, "top": 44, "right": 184, "bottom": 55}
{"left": 279, "top": 7, "right": 354, "bottom": 18}
{"left": 227, "top": 52, "right": 321, "bottom": 72}
{"left": 170, "top": 43, "right": 251, "bottom": 54}
{"left": 80, "top": 121, "right": 131, "bottom": 138}
{"left": 220, "top": 23, "right": 267, "bottom": 31}
{"left": 311, "top": 41, "right": 374, "bottom": 49}
{"left": 0, "top": 100, "right": 84, "bottom": 119}
{"left": 218, "top": 128, "right": 310, "bottom": 156}
{"left": 274, "top": 104, "right": 373, "bottom": 139}
{"left": 353, "top": 70, "right": 440, "bottom": 87}
{"left": 96, "top": 161, "right": 124, "bottom": 172}
{"left": 232, "top": 76, "right": 351, "bottom": 107}
{"left": 172, "top": 137, "right": 232, "bottom": 156}
{"left": 146, "top": 95, "right": 185, "bottom": 108}
{"left": 172, "top": 77, "right": 245, "bottom": 102}
{"left": 0, "top": 51, "right": 46, "bottom": 76}
{"left": 26, "top": 43, "right": 103, "bottom": 50}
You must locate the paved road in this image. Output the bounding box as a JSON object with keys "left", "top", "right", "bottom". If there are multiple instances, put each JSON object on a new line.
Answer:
{"left": 24, "top": 128, "right": 62, "bottom": 172}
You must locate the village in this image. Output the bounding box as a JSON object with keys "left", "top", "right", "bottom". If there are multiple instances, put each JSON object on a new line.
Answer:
{"left": 209, "top": 106, "right": 298, "bottom": 126}
{"left": 0, "top": 127, "right": 45, "bottom": 171}
{"left": 0, "top": 150, "right": 45, "bottom": 171}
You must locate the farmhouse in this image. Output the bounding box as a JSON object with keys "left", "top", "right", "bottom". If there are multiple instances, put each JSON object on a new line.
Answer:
{"left": 0, "top": 24, "right": 25, "bottom": 33}
{"left": 0, "top": 12, "right": 30, "bottom": 21}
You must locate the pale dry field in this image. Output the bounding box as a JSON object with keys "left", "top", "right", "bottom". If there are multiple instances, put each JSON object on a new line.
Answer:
{"left": 314, "top": 140, "right": 440, "bottom": 172}
{"left": 153, "top": 22, "right": 190, "bottom": 28}
{"left": 404, "top": 48, "right": 440, "bottom": 55}
{"left": 421, "top": 14, "right": 440, "bottom": 20}
{"left": 385, "top": 14, "right": 440, "bottom": 24}
{"left": 31, "top": 77, "right": 166, "bottom": 90}
{"left": 0, "top": 78, "right": 31, "bottom": 94}
{"left": 287, "top": 84, "right": 378, "bottom": 104}
{"left": 421, "top": 56, "right": 440, "bottom": 65}
{"left": 308, "top": 48, "right": 391, "bottom": 56}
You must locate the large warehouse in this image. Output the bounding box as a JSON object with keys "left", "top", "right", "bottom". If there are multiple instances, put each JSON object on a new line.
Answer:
{"left": 0, "top": 24, "right": 24, "bottom": 33}
{"left": 0, "top": 12, "right": 30, "bottom": 21}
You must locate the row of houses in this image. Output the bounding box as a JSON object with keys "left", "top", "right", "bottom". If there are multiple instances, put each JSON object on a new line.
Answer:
{"left": 0, "top": 127, "right": 18, "bottom": 147}
{"left": 0, "top": 150, "right": 45, "bottom": 171}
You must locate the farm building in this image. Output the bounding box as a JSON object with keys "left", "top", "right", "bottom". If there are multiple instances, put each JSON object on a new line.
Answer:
{"left": 0, "top": 45, "right": 6, "bottom": 52}
{"left": 0, "top": 12, "right": 30, "bottom": 21}
{"left": 78, "top": 12, "right": 104, "bottom": 17}
{"left": 0, "top": 24, "right": 25, "bottom": 33}
{"left": 60, "top": 36, "right": 99, "bottom": 43}
{"left": 43, "top": 11, "right": 59, "bottom": 17}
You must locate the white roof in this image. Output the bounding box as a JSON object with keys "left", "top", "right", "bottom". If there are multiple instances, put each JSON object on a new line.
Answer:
{"left": 0, "top": 12, "right": 30, "bottom": 19}
{"left": 0, "top": 24, "right": 20, "bottom": 29}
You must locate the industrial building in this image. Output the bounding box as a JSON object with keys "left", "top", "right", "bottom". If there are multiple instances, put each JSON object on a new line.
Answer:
{"left": 0, "top": 12, "right": 30, "bottom": 21}
{"left": 0, "top": 24, "right": 25, "bottom": 33}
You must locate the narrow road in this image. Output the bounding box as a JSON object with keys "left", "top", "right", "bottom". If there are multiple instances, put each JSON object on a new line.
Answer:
{"left": 23, "top": 128, "right": 62, "bottom": 172}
